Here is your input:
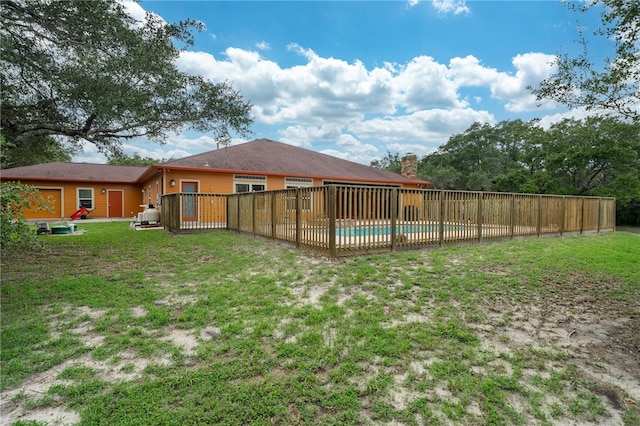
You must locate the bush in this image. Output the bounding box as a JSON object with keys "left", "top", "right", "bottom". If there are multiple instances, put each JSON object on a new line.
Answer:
{"left": 0, "top": 182, "right": 51, "bottom": 248}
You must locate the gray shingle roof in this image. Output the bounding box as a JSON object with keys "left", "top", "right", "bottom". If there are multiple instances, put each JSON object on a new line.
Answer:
{"left": 0, "top": 162, "right": 147, "bottom": 183}
{"left": 162, "top": 139, "right": 428, "bottom": 185}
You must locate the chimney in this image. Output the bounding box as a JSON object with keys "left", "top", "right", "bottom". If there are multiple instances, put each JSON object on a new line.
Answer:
{"left": 401, "top": 154, "right": 418, "bottom": 179}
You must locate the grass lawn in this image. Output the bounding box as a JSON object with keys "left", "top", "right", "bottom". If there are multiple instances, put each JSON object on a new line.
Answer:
{"left": 1, "top": 223, "right": 639, "bottom": 425}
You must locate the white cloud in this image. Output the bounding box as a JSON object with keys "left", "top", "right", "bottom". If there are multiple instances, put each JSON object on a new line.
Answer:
{"left": 120, "top": 0, "right": 148, "bottom": 23}
{"left": 177, "top": 46, "right": 553, "bottom": 131}
{"left": 278, "top": 124, "right": 344, "bottom": 149}
{"left": 336, "top": 134, "right": 378, "bottom": 156}
{"left": 386, "top": 143, "right": 439, "bottom": 158}
{"left": 255, "top": 41, "right": 270, "bottom": 51}
{"left": 349, "top": 108, "right": 494, "bottom": 143}
{"left": 392, "top": 56, "right": 467, "bottom": 111}
{"left": 431, "top": 0, "right": 470, "bottom": 15}
{"left": 171, "top": 45, "right": 555, "bottom": 163}
{"left": 448, "top": 53, "right": 559, "bottom": 113}
{"left": 448, "top": 55, "right": 500, "bottom": 86}
{"left": 536, "top": 107, "right": 592, "bottom": 129}
{"left": 319, "top": 148, "right": 374, "bottom": 165}
{"left": 163, "top": 134, "right": 220, "bottom": 152}
{"left": 71, "top": 20, "right": 580, "bottom": 165}
{"left": 490, "top": 53, "right": 558, "bottom": 112}
{"left": 71, "top": 142, "right": 104, "bottom": 164}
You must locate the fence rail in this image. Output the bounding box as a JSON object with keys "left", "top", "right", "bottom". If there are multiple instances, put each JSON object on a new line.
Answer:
{"left": 161, "top": 186, "right": 615, "bottom": 257}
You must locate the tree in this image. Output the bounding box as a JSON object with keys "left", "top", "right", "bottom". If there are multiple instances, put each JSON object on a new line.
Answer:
{"left": 0, "top": 132, "right": 74, "bottom": 169}
{"left": 419, "top": 117, "right": 640, "bottom": 225}
{"left": 370, "top": 151, "right": 402, "bottom": 174}
{"left": 531, "top": 0, "right": 639, "bottom": 122}
{"left": 419, "top": 121, "right": 532, "bottom": 191}
{"left": 107, "top": 152, "right": 167, "bottom": 166}
{"left": 0, "top": 182, "right": 51, "bottom": 248}
{"left": 0, "top": 0, "right": 253, "bottom": 157}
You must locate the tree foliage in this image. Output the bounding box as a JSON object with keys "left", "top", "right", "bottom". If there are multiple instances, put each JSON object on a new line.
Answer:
{"left": 107, "top": 152, "right": 167, "bottom": 166}
{"left": 370, "top": 151, "right": 402, "bottom": 174}
{"left": 0, "top": 0, "right": 253, "bottom": 157}
{"left": 0, "top": 182, "right": 51, "bottom": 248}
{"left": 531, "top": 0, "right": 639, "bottom": 122}
{"left": 0, "top": 132, "right": 74, "bottom": 169}
{"left": 418, "top": 117, "right": 640, "bottom": 224}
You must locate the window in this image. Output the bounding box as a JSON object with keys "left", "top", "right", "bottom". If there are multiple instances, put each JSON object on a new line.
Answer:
{"left": 285, "top": 177, "right": 313, "bottom": 187}
{"left": 234, "top": 175, "right": 266, "bottom": 193}
{"left": 77, "top": 188, "right": 94, "bottom": 209}
{"left": 285, "top": 178, "right": 313, "bottom": 211}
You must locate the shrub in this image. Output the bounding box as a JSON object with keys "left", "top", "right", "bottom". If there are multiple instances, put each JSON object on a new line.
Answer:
{"left": 0, "top": 182, "right": 51, "bottom": 248}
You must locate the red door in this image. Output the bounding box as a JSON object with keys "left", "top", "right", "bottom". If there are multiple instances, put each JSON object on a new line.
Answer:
{"left": 108, "top": 190, "right": 123, "bottom": 218}
{"left": 182, "top": 181, "right": 198, "bottom": 221}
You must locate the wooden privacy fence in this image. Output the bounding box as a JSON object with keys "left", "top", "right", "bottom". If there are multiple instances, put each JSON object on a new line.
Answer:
{"left": 161, "top": 186, "right": 615, "bottom": 257}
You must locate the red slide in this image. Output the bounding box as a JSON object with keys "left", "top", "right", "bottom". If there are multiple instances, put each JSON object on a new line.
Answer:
{"left": 70, "top": 206, "right": 90, "bottom": 220}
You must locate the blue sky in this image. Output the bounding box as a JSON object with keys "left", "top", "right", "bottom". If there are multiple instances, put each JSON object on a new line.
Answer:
{"left": 75, "top": 0, "right": 609, "bottom": 165}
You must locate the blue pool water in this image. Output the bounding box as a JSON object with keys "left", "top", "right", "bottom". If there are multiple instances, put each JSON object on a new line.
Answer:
{"left": 338, "top": 225, "right": 465, "bottom": 237}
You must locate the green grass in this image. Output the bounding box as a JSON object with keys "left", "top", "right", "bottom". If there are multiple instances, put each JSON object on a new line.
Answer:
{"left": 1, "top": 223, "right": 639, "bottom": 425}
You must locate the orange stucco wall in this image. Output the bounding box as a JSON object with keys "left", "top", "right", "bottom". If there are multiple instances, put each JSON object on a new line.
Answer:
{"left": 153, "top": 171, "right": 324, "bottom": 196}
{"left": 145, "top": 169, "right": 415, "bottom": 197}
{"left": 10, "top": 169, "right": 424, "bottom": 220}
{"left": 11, "top": 180, "right": 144, "bottom": 220}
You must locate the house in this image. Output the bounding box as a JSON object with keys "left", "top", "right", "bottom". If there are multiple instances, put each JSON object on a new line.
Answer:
{"left": 1, "top": 138, "right": 431, "bottom": 220}
{"left": 0, "top": 162, "right": 148, "bottom": 220}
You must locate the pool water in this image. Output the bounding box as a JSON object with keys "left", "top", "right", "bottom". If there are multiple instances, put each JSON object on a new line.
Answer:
{"left": 338, "top": 225, "right": 465, "bottom": 237}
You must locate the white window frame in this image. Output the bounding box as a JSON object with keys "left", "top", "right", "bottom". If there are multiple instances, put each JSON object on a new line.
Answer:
{"left": 77, "top": 187, "right": 94, "bottom": 209}
{"left": 233, "top": 175, "right": 267, "bottom": 193}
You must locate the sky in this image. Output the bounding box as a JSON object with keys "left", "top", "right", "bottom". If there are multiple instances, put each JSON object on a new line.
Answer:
{"left": 73, "top": 0, "right": 610, "bottom": 165}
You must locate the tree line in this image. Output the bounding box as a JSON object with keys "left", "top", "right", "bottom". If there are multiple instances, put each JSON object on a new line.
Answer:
{"left": 373, "top": 117, "right": 640, "bottom": 225}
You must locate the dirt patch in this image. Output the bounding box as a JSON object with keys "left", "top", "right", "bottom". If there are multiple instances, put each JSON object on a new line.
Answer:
{"left": 161, "top": 328, "right": 199, "bottom": 357}
{"left": 0, "top": 305, "right": 204, "bottom": 426}
{"left": 475, "top": 270, "right": 640, "bottom": 423}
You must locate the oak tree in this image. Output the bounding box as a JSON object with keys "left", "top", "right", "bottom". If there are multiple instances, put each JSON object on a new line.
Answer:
{"left": 0, "top": 0, "right": 253, "bottom": 157}
{"left": 531, "top": 0, "right": 639, "bottom": 122}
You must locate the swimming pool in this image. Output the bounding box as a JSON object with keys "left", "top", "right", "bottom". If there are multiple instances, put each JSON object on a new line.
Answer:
{"left": 337, "top": 224, "right": 466, "bottom": 237}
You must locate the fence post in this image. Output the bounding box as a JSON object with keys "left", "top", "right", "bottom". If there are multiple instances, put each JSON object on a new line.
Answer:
{"left": 271, "top": 192, "right": 277, "bottom": 239}
{"left": 560, "top": 196, "right": 565, "bottom": 237}
{"left": 391, "top": 188, "right": 398, "bottom": 251}
{"left": 580, "top": 197, "right": 585, "bottom": 234}
{"left": 251, "top": 193, "right": 255, "bottom": 236}
{"left": 510, "top": 194, "right": 515, "bottom": 239}
{"left": 439, "top": 190, "right": 445, "bottom": 247}
{"left": 328, "top": 186, "right": 337, "bottom": 258}
{"left": 237, "top": 195, "right": 241, "bottom": 234}
{"left": 224, "top": 196, "right": 231, "bottom": 231}
{"left": 537, "top": 195, "right": 542, "bottom": 237}
{"left": 597, "top": 198, "right": 601, "bottom": 233}
{"left": 477, "top": 192, "right": 483, "bottom": 242}
{"left": 296, "top": 188, "right": 301, "bottom": 247}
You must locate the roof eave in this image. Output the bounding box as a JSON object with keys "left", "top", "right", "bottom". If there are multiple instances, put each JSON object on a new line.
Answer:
{"left": 0, "top": 176, "right": 140, "bottom": 184}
